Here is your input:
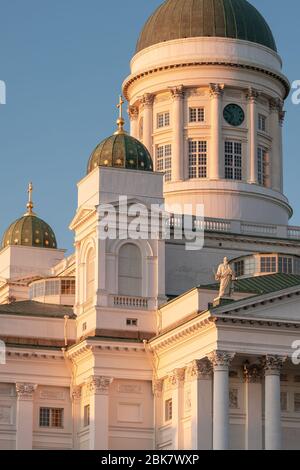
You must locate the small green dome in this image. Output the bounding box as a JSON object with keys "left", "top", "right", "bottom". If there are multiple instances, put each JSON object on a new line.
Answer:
{"left": 87, "top": 133, "right": 153, "bottom": 174}
{"left": 136, "top": 0, "right": 277, "bottom": 53}
{"left": 2, "top": 215, "right": 57, "bottom": 250}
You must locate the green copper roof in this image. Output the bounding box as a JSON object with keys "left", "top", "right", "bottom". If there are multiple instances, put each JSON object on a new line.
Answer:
{"left": 202, "top": 273, "right": 300, "bottom": 295}
{"left": 2, "top": 215, "right": 57, "bottom": 250}
{"left": 87, "top": 133, "right": 153, "bottom": 174}
{"left": 136, "top": 0, "right": 277, "bottom": 53}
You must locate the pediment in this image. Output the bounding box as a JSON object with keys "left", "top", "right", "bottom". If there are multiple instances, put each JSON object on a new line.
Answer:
{"left": 69, "top": 206, "right": 97, "bottom": 230}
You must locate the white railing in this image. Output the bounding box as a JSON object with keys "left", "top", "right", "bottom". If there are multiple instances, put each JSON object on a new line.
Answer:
{"left": 113, "top": 296, "right": 148, "bottom": 309}
{"left": 288, "top": 227, "right": 300, "bottom": 239}
{"left": 241, "top": 223, "right": 277, "bottom": 236}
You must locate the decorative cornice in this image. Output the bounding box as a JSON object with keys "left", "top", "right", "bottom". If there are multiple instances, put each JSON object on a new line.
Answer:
{"left": 209, "top": 83, "right": 224, "bottom": 98}
{"left": 128, "top": 105, "right": 139, "bottom": 121}
{"left": 261, "top": 355, "right": 287, "bottom": 376}
{"left": 16, "top": 383, "right": 37, "bottom": 400}
{"left": 170, "top": 85, "right": 185, "bottom": 100}
{"left": 186, "top": 358, "right": 213, "bottom": 380}
{"left": 141, "top": 93, "right": 154, "bottom": 108}
{"left": 243, "top": 363, "right": 263, "bottom": 383}
{"left": 122, "top": 61, "right": 290, "bottom": 101}
{"left": 87, "top": 376, "right": 113, "bottom": 395}
{"left": 208, "top": 350, "right": 235, "bottom": 368}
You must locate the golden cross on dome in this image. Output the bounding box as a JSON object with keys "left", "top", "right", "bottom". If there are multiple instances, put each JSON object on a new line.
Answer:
{"left": 25, "top": 182, "right": 35, "bottom": 216}
{"left": 115, "top": 95, "right": 126, "bottom": 135}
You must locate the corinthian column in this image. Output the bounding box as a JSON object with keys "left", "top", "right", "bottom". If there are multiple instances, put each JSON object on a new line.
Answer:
{"left": 16, "top": 383, "right": 37, "bottom": 450}
{"left": 246, "top": 88, "right": 259, "bottom": 184}
{"left": 208, "top": 351, "right": 235, "bottom": 450}
{"left": 186, "top": 359, "right": 213, "bottom": 450}
{"left": 141, "top": 93, "right": 154, "bottom": 156}
{"left": 170, "top": 86, "right": 184, "bottom": 182}
{"left": 209, "top": 84, "right": 224, "bottom": 180}
{"left": 270, "top": 98, "right": 285, "bottom": 192}
{"left": 167, "top": 368, "right": 185, "bottom": 450}
{"left": 262, "top": 355, "right": 286, "bottom": 450}
{"left": 128, "top": 105, "right": 139, "bottom": 139}
{"left": 87, "top": 376, "right": 113, "bottom": 450}
{"left": 244, "top": 363, "right": 263, "bottom": 450}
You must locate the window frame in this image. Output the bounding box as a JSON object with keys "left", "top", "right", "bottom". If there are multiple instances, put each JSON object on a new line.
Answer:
{"left": 188, "top": 140, "right": 208, "bottom": 179}
{"left": 157, "top": 111, "right": 170, "bottom": 129}
{"left": 225, "top": 141, "right": 242, "bottom": 181}
{"left": 189, "top": 107, "right": 205, "bottom": 123}
{"left": 156, "top": 144, "right": 172, "bottom": 182}
{"left": 39, "top": 407, "right": 64, "bottom": 429}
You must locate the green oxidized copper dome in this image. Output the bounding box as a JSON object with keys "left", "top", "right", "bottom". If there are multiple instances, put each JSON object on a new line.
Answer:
{"left": 1, "top": 184, "right": 57, "bottom": 250}
{"left": 136, "top": 0, "right": 277, "bottom": 53}
{"left": 87, "top": 97, "right": 153, "bottom": 174}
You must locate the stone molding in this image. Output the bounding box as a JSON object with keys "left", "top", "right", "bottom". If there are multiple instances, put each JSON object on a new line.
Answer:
{"left": 167, "top": 368, "right": 186, "bottom": 390}
{"left": 246, "top": 87, "right": 260, "bottom": 102}
{"left": 72, "top": 385, "right": 82, "bottom": 401}
{"left": 141, "top": 93, "right": 154, "bottom": 108}
{"left": 244, "top": 363, "right": 263, "bottom": 383}
{"left": 170, "top": 85, "right": 185, "bottom": 100}
{"left": 16, "top": 383, "right": 37, "bottom": 400}
{"left": 128, "top": 105, "right": 139, "bottom": 121}
{"left": 87, "top": 376, "right": 113, "bottom": 395}
{"left": 152, "top": 378, "right": 164, "bottom": 398}
{"left": 209, "top": 83, "right": 224, "bottom": 98}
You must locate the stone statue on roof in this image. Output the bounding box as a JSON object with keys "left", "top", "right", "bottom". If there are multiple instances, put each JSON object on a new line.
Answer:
{"left": 215, "top": 257, "right": 235, "bottom": 299}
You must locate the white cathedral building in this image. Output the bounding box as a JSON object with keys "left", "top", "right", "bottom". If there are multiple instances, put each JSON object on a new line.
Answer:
{"left": 1, "top": 0, "right": 300, "bottom": 451}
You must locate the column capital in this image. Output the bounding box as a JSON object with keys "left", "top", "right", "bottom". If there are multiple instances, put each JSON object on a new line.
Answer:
{"left": 269, "top": 97, "right": 284, "bottom": 112}
{"left": 209, "top": 83, "right": 224, "bottom": 98}
{"left": 167, "top": 368, "right": 186, "bottom": 389}
{"left": 243, "top": 363, "right": 263, "bottom": 383}
{"left": 16, "top": 383, "right": 37, "bottom": 400}
{"left": 170, "top": 85, "right": 185, "bottom": 100}
{"left": 72, "top": 385, "right": 82, "bottom": 401}
{"left": 87, "top": 376, "right": 113, "bottom": 395}
{"left": 246, "top": 87, "right": 260, "bottom": 103}
{"left": 141, "top": 93, "right": 154, "bottom": 108}
{"left": 152, "top": 378, "right": 164, "bottom": 398}
{"left": 187, "top": 358, "right": 213, "bottom": 380}
{"left": 208, "top": 351, "right": 235, "bottom": 368}
{"left": 261, "top": 355, "right": 287, "bottom": 376}
{"left": 128, "top": 105, "right": 139, "bottom": 121}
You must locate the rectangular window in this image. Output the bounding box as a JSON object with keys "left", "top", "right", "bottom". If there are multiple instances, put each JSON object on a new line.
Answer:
{"left": 165, "top": 399, "right": 173, "bottom": 422}
{"left": 258, "top": 114, "right": 267, "bottom": 132}
{"left": 257, "top": 147, "right": 269, "bottom": 186}
{"left": 157, "top": 112, "right": 170, "bottom": 128}
{"left": 156, "top": 144, "right": 172, "bottom": 182}
{"left": 189, "top": 107, "right": 205, "bottom": 123}
{"left": 278, "top": 256, "right": 293, "bottom": 274}
{"left": 294, "top": 257, "right": 300, "bottom": 275}
{"left": 84, "top": 405, "right": 90, "bottom": 427}
{"left": 260, "top": 256, "right": 277, "bottom": 273}
{"left": 234, "top": 260, "right": 245, "bottom": 278}
{"left": 225, "top": 141, "right": 242, "bottom": 180}
{"left": 126, "top": 318, "right": 138, "bottom": 326}
{"left": 61, "top": 279, "right": 76, "bottom": 295}
{"left": 39, "top": 408, "right": 64, "bottom": 428}
{"left": 188, "top": 140, "right": 207, "bottom": 179}
{"left": 294, "top": 393, "right": 300, "bottom": 412}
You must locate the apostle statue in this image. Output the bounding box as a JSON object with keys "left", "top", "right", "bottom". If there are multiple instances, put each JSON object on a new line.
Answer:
{"left": 215, "top": 257, "right": 235, "bottom": 299}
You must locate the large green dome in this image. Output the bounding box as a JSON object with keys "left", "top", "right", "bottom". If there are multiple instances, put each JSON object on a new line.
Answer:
{"left": 87, "top": 133, "right": 153, "bottom": 174}
{"left": 2, "top": 215, "right": 57, "bottom": 250}
{"left": 136, "top": 0, "right": 277, "bottom": 53}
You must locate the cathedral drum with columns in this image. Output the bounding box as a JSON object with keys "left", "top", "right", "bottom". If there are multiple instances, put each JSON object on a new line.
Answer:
{"left": 1, "top": 0, "right": 300, "bottom": 451}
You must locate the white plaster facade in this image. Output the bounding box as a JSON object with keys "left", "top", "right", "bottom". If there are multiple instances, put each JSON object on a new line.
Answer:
{"left": 0, "top": 0, "right": 300, "bottom": 452}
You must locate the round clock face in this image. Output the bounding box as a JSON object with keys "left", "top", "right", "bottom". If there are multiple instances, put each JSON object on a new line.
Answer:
{"left": 223, "top": 104, "right": 245, "bottom": 127}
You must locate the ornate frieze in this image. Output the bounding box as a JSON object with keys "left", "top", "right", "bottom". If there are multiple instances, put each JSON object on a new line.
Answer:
{"left": 87, "top": 376, "right": 113, "bottom": 395}
{"left": 16, "top": 383, "right": 37, "bottom": 400}
{"left": 128, "top": 105, "right": 139, "bottom": 121}
{"left": 170, "top": 85, "right": 185, "bottom": 100}
{"left": 261, "top": 355, "right": 287, "bottom": 376}
{"left": 186, "top": 358, "right": 213, "bottom": 380}
{"left": 209, "top": 83, "right": 224, "bottom": 98}
{"left": 244, "top": 363, "right": 263, "bottom": 383}
{"left": 208, "top": 351, "right": 235, "bottom": 369}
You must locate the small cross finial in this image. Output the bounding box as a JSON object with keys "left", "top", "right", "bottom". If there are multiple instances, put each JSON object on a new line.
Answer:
{"left": 114, "top": 95, "right": 126, "bottom": 135}
{"left": 25, "top": 182, "right": 35, "bottom": 216}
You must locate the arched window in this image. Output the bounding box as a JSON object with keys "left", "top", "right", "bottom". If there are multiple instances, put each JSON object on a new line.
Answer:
{"left": 86, "top": 248, "right": 95, "bottom": 301}
{"left": 118, "top": 244, "right": 142, "bottom": 296}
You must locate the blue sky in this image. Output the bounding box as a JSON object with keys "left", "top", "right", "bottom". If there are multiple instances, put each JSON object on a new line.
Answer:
{"left": 0, "top": 0, "right": 300, "bottom": 252}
